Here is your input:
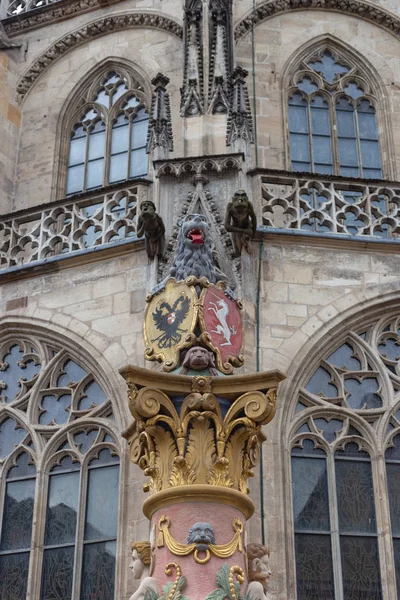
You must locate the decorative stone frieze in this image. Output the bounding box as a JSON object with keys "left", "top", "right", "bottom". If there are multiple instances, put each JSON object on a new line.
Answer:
{"left": 258, "top": 170, "right": 400, "bottom": 239}
{"left": 0, "top": 183, "right": 145, "bottom": 270}
{"left": 146, "top": 74, "right": 174, "bottom": 160}
{"left": 234, "top": 0, "right": 400, "bottom": 41}
{"left": 15, "top": 12, "right": 183, "bottom": 101}
{"left": 226, "top": 67, "right": 254, "bottom": 151}
{"left": 154, "top": 153, "right": 243, "bottom": 179}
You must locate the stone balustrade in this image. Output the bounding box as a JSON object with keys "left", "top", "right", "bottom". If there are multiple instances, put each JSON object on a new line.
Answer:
{"left": 257, "top": 170, "right": 400, "bottom": 240}
{"left": 0, "top": 183, "right": 145, "bottom": 270}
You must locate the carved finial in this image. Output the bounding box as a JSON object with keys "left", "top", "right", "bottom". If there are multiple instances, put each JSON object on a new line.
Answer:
{"left": 226, "top": 67, "right": 254, "bottom": 151}
{"left": 146, "top": 73, "right": 173, "bottom": 160}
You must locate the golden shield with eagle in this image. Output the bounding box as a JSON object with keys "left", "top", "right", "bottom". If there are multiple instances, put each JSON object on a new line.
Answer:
{"left": 144, "top": 278, "right": 198, "bottom": 371}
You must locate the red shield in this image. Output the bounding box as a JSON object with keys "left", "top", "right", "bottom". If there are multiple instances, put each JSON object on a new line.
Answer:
{"left": 202, "top": 287, "right": 243, "bottom": 366}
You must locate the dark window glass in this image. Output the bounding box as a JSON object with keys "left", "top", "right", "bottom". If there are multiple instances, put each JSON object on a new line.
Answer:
{"left": 292, "top": 456, "right": 330, "bottom": 531}
{"left": 85, "top": 465, "right": 119, "bottom": 540}
{"left": 336, "top": 460, "right": 376, "bottom": 533}
{"left": 0, "top": 552, "right": 30, "bottom": 599}
{"left": 40, "top": 547, "right": 74, "bottom": 600}
{"left": 340, "top": 537, "right": 382, "bottom": 600}
{"left": 295, "top": 534, "right": 335, "bottom": 599}
{"left": 81, "top": 541, "right": 116, "bottom": 600}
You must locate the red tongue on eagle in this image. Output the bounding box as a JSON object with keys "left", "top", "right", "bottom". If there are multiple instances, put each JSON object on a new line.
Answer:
{"left": 189, "top": 229, "right": 204, "bottom": 244}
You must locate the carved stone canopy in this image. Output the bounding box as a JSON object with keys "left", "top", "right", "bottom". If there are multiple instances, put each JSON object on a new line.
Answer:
{"left": 121, "top": 366, "right": 285, "bottom": 517}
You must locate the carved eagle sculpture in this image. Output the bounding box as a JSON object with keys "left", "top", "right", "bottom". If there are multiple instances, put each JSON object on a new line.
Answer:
{"left": 151, "top": 294, "right": 191, "bottom": 348}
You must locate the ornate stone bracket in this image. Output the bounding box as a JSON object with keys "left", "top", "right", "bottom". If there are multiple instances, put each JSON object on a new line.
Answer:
{"left": 146, "top": 73, "right": 174, "bottom": 161}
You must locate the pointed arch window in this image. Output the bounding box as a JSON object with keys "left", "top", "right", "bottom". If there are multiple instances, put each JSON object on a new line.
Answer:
{"left": 66, "top": 70, "right": 149, "bottom": 196}
{"left": 287, "top": 314, "right": 400, "bottom": 599}
{"left": 287, "top": 49, "right": 382, "bottom": 178}
{"left": 0, "top": 331, "right": 122, "bottom": 599}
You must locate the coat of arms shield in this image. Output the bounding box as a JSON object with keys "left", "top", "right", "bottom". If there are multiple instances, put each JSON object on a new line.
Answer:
{"left": 199, "top": 284, "right": 244, "bottom": 374}
{"left": 144, "top": 278, "right": 198, "bottom": 370}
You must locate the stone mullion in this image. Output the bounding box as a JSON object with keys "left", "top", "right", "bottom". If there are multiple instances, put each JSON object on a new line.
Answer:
{"left": 103, "top": 113, "right": 113, "bottom": 188}
{"left": 327, "top": 450, "right": 344, "bottom": 600}
{"left": 374, "top": 452, "right": 397, "bottom": 600}
{"left": 28, "top": 466, "right": 51, "bottom": 600}
{"left": 71, "top": 458, "right": 88, "bottom": 599}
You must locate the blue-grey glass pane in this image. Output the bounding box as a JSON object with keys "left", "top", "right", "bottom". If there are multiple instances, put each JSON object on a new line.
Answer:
{"left": 327, "top": 343, "right": 361, "bottom": 370}
{"left": 336, "top": 442, "right": 370, "bottom": 459}
{"left": 113, "top": 82, "right": 127, "bottom": 104}
{"left": 292, "top": 161, "right": 311, "bottom": 172}
{"left": 78, "top": 381, "right": 106, "bottom": 410}
{"left": 358, "top": 111, "right": 378, "bottom": 140}
{"left": 40, "top": 547, "right": 74, "bottom": 600}
{"left": 130, "top": 149, "right": 148, "bottom": 178}
{"left": 95, "top": 89, "right": 109, "bottom": 108}
{"left": 0, "top": 419, "right": 25, "bottom": 459}
{"left": 57, "top": 360, "right": 87, "bottom": 387}
{"left": 0, "top": 345, "right": 41, "bottom": 404}
{"left": 364, "top": 169, "right": 382, "bottom": 179}
{"left": 71, "top": 125, "right": 85, "bottom": 139}
{"left": 336, "top": 459, "right": 376, "bottom": 533}
{"left": 312, "top": 137, "right": 332, "bottom": 165}
{"left": 340, "top": 167, "right": 360, "bottom": 178}
{"left": 339, "top": 139, "right": 359, "bottom": 167}
{"left": 7, "top": 452, "right": 36, "bottom": 479}
{"left": 86, "top": 159, "right": 104, "bottom": 190}
{"left": 340, "top": 537, "right": 382, "bottom": 600}
{"left": 50, "top": 455, "right": 80, "bottom": 473}
{"left": 66, "top": 165, "right": 84, "bottom": 195}
{"left": 292, "top": 456, "right": 330, "bottom": 531}
{"left": 85, "top": 465, "right": 119, "bottom": 540}
{"left": 311, "top": 105, "right": 330, "bottom": 135}
{"left": 344, "top": 81, "right": 365, "bottom": 100}
{"left": 89, "top": 448, "right": 119, "bottom": 467}
{"left": 386, "top": 435, "right": 400, "bottom": 461}
{"left": 386, "top": 462, "right": 400, "bottom": 535}
{"left": 1, "top": 479, "right": 35, "bottom": 550}
{"left": 109, "top": 153, "right": 128, "bottom": 184}
{"left": 306, "top": 367, "right": 338, "bottom": 397}
{"left": 289, "top": 92, "right": 306, "bottom": 106}
{"left": 88, "top": 131, "right": 105, "bottom": 161}
{"left": 361, "top": 140, "right": 381, "bottom": 169}
{"left": 337, "top": 108, "right": 356, "bottom": 137}
{"left": 289, "top": 104, "right": 308, "bottom": 134}
{"left": 39, "top": 394, "right": 71, "bottom": 425}
{"left": 0, "top": 552, "right": 29, "bottom": 599}
{"left": 81, "top": 541, "right": 116, "bottom": 600}
{"left": 307, "top": 50, "right": 349, "bottom": 84}
{"left": 295, "top": 534, "right": 335, "bottom": 600}
{"left": 297, "top": 77, "right": 318, "bottom": 95}
{"left": 111, "top": 124, "right": 129, "bottom": 154}
{"left": 45, "top": 472, "right": 79, "bottom": 545}
{"left": 314, "top": 164, "right": 333, "bottom": 175}
{"left": 131, "top": 119, "right": 148, "bottom": 150}
{"left": 394, "top": 539, "right": 400, "bottom": 600}
{"left": 74, "top": 430, "right": 98, "bottom": 454}
{"left": 292, "top": 439, "right": 326, "bottom": 456}
{"left": 290, "top": 134, "right": 310, "bottom": 163}
{"left": 344, "top": 377, "right": 381, "bottom": 409}
{"left": 314, "top": 418, "right": 343, "bottom": 443}
{"left": 68, "top": 136, "right": 86, "bottom": 167}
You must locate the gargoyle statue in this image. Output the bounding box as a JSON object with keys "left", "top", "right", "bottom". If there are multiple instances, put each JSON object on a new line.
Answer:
{"left": 225, "top": 190, "right": 257, "bottom": 256}
{"left": 137, "top": 200, "right": 165, "bottom": 260}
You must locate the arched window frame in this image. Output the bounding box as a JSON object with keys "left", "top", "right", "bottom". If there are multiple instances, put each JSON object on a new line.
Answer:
{"left": 0, "top": 326, "right": 126, "bottom": 600}
{"left": 283, "top": 309, "right": 400, "bottom": 600}
{"left": 282, "top": 38, "right": 394, "bottom": 180}
{"left": 54, "top": 62, "right": 151, "bottom": 199}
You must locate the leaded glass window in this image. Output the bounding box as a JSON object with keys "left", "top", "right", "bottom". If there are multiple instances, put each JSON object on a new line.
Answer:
{"left": 287, "top": 49, "right": 382, "bottom": 178}
{"left": 66, "top": 70, "right": 149, "bottom": 195}
{"left": 0, "top": 331, "right": 121, "bottom": 600}
{"left": 289, "top": 313, "right": 400, "bottom": 599}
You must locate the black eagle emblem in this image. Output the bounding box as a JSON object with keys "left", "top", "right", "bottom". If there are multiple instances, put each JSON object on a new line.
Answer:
{"left": 151, "top": 294, "right": 191, "bottom": 348}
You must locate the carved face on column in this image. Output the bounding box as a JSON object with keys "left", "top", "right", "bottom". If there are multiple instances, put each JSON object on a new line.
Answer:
{"left": 130, "top": 541, "right": 151, "bottom": 580}
{"left": 187, "top": 522, "right": 216, "bottom": 546}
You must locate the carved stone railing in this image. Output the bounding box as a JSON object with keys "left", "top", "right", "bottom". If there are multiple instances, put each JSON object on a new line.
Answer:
{"left": 0, "top": 183, "right": 146, "bottom": 270}
{"left": 257, "top": 170, "right": 400, "bottom": 240}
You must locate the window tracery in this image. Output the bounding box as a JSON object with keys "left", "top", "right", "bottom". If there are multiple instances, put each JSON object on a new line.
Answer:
{"left": 65, "top": 69, "right": 149, "bottom": 196}
{"left": 0, "top": 330, "right": 121, "bottom": 600}
{"left": 288, "top": 312, "right": 400, "bottom": 599}
{"left": 287, "top": 48, "right": 383, "bottom": 178}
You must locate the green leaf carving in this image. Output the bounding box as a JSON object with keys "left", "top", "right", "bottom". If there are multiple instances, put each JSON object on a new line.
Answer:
{"left": 206, "top": 565, "right": 249, "bottom": 600}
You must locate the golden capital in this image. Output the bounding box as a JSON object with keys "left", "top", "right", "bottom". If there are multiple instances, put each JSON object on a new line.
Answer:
{"left": 121, "top": 366, "right": 285, "bottom": 496}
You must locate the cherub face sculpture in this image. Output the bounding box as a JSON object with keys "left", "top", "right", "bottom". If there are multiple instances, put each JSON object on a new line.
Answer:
{"left": 187, "top": 522, "right": 216, "bottom": 546}
{"left": 130, "top": 549, "right": 145, "bottom": 580}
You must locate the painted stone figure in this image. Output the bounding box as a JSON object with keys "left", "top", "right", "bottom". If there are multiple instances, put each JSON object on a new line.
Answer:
{"left": 225, "top": 190, "right": 257, "bottom": 256}
{"left": 137, "top": 200, "right": 165, "bottom": 260}
{"left": 246, "top": 543, "right": 272, "bottom": 600}
{"left": 179, "top": 346, "right": 219, "bottom": 376}
{"left": 129, "top": 541, "right": 158, "bottom": 600}
{"left": 187, "top": 522, "right": 216, "bottom": 551}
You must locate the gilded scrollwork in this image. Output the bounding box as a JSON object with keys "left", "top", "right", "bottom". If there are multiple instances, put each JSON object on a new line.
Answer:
{"left": 124, "top": 376, "right": 278, "bottom": 494}
{"left": 157, "top": 516, "right": 243, "bottom": 564}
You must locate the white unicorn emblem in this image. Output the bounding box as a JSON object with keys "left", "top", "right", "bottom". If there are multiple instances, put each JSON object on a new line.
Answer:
{"left": 207, "top": 297, "right": 237, "bottom": 346}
